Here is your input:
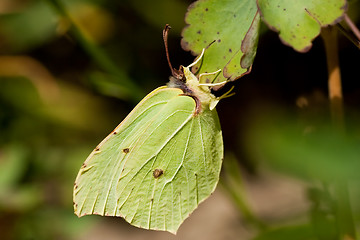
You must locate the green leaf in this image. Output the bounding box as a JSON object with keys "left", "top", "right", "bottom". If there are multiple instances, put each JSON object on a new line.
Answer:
{"left": 181, "top": 0, "right": 260, "bottom": 85}
{"left": 257, "top": 0, "right": 347, "bottom": 52}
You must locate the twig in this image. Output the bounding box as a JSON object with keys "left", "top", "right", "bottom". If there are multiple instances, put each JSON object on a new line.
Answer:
{"left": 322, "top": 27, "right": 356, "bottom": 240}
{"left": 323, "top": 27, "right": 344, "bottom": 130}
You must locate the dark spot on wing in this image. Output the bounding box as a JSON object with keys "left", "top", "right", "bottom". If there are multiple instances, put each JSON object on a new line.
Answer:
{"left": 153, "top": 169, "right": 164, "bottom": 178}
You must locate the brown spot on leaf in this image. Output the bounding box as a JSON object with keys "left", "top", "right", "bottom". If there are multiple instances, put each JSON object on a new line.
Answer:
{"left": 217, "top": 39, "right": 221, "bottom": 43}
{"left": 205, "top": 8, "right": 208, "bottom": 11}
{"left": 181, "top": 41, "right": 189, "bottom": 49}
{"left": 229, "top": 48, "right": 232, "bottom": 53}
{"left": 122, "top": 148, "right": 130, "bottom": 153}
{"left": 197, "top": 30, "right": 201, "bottom": 34}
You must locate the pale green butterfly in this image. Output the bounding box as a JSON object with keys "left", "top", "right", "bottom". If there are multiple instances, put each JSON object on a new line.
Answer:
{"left": 73, "top": 25, "right": 233, "bottom": 234}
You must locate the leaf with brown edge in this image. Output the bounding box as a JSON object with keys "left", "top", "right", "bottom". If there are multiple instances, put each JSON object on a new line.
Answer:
{"left": 181, "top": 0, "right": 260, "bottom": 86}
{"left": 257, "top": 0, "right": 347, "bottom": 52}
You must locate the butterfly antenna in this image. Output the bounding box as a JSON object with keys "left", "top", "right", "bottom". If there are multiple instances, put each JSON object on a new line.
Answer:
{"left": 163, "top": 24, "right": 183, "bottom": 79}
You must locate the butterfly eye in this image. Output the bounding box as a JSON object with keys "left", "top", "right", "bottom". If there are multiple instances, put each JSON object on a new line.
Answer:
{"left": 153, "top": 169, "right": 164, "bottom": 178}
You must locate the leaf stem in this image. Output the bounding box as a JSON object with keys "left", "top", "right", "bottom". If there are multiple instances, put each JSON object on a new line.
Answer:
{"left": 44, "top": 0, "right": 145, "bottom": 102}
{"left": 321, "top": 27, "right": 356, "bottom": 240}
{"left": 323, "top": 27, "right": 344, "bottom": 131}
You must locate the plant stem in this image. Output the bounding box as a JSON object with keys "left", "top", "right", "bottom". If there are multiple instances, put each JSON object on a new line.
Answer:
{"left": 44, "top": 0, "right": 144, "bottom": 102}
{"left": 322, "top": 27, "right": 356, "bottom": 240}
{"left": 323, "top": 27, "right": 344, "bottom": 132}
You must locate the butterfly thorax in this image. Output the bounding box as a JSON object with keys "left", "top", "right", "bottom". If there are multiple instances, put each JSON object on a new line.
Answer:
{"left": 182, "top": 66, "right": 219, "bottom": 111}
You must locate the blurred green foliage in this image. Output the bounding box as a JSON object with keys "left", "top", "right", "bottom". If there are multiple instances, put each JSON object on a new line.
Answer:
{"left": 0, "top": 0, "right": 189, "bottom": 239}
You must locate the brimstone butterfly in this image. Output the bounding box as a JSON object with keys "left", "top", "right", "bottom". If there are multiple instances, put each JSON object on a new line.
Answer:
{"left": 73, "top": 25, "right": 232, "bottom": 234}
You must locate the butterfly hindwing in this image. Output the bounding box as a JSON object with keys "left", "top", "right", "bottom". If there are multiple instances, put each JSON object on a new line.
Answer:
{"left": 73, "top": 86, "right": 223, "bottom": 233}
